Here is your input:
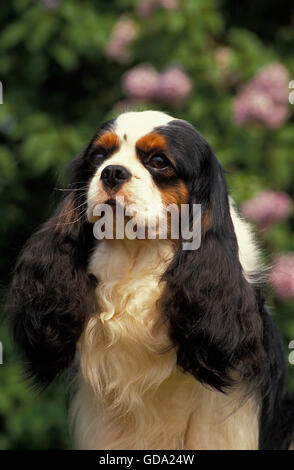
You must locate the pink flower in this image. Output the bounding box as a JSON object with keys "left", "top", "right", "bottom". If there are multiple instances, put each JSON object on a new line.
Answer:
{"left": 254, "top": 63, "right": 289, "bottom": 104}
{"left": 270, "top": 254, "right": 294, "bottom": 300}
{"left": 264, "top": 105, "right": 289, "bottom": 128}
{"left": 122, "top": 64, "right": 192, "bottom": 106}
{"left": 136, "top": 0, "right": 158, "bottom": 18}
{"left": 233, "top": 63, "right": 290, "bottom": 128}
{"left": 105, "top": 17, "right": 137, "bottom": 64}
{"left": 156, "top": 66, "right": 192, "bottom": 107}
{"left": 159, "top": 0, "right": 179, "bottom": 10}
{"left": 234, "top": 86, "right": 274, "bottom": 126}
{"left": 241, "top": 190, "right": 291, "bottom": 229}
{"left": 40, "top": 0, "right": 59, "bottom": 8}
{"left": 122, "top": 65, "right": 160, "bottom": 100}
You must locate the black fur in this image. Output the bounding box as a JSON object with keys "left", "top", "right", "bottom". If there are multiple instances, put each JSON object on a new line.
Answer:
{"left": 157, "top": 121, "right": 265, "bottom": 389}
{"left": 157, "top": 120, "right": 294, "bottom": 447}
{"left": 8, "top": 195, "right": 96, "bottom": 386}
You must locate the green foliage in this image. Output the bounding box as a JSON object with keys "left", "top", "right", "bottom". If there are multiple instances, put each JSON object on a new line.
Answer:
{"left": 0, "top": 326, "right": 70, "bottom": 450}
{"left": 0, "top": 0, "right": 293, "bottom": 449}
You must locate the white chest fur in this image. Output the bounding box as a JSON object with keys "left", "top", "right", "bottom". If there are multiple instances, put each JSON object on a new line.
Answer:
{"left": 71, "top": 239, "right": 259, "bottom": 450}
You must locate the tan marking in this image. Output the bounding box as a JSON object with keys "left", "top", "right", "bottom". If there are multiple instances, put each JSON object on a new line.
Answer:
{"left": 160, "top": 181, "right": 189, "bottom": 242}
{"left": 136, "top": 133, "right": 168, "bottom": 155}
{"left": 160, "top": 181, "right": 188, "bottom": 208}
{"left": 202, "top": 209, "right": 213, "bottom": 233}
{"left": 94, "top": 132, "right": 120, "bottom": 153}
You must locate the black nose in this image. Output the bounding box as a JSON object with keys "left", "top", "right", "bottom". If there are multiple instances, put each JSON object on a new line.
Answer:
{"left": 101, "top": 165, "right": 131, "bottom": 190}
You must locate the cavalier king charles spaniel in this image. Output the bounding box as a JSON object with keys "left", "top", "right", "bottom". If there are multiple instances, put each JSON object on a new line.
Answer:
{"left": 9, "top": 110, "right": 294, "bottom": 450}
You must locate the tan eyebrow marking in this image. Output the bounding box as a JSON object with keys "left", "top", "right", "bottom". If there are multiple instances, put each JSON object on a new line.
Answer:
{"left": 136, "top": 133, "right": 167, "bottom": 153}
{"left": 93, "top": 132, "right": 120, "bottom": 152}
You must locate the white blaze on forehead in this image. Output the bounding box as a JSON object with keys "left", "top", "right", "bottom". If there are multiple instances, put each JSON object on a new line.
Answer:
{"left": 114, "top": 110, "right": 174, "bottom": 144}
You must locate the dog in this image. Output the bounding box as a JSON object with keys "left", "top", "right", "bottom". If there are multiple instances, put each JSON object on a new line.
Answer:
{"left": 9, "top": 110, "right": 294, "bottom": 449}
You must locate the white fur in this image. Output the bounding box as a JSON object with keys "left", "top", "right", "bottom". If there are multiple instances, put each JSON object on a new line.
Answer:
{"left": 229, "top": 198, "right": 263, "bottom": 281}
{"left": 71, "top": 235, "right": 259, "bottom": 449}
{"left": 115, "top": 110, "right": 173, "bottom": 143}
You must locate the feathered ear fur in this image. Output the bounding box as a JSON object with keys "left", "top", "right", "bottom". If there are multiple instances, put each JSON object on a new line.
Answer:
{"left": 8, "top": 178, "right": 97, "bottom": 386}
{"left": 160, "top": 128, "right": 265, "bottom": 391}
{"left": 7, "top": 119, "right": 115, "bottom": 387}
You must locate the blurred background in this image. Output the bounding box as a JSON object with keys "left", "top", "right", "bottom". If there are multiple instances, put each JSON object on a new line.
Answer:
{"left": 0, "top": 0, "right": 293, "bottom": 449}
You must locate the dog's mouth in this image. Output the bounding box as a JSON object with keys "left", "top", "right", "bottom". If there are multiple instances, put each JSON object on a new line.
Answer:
{"left": 104, "top": 198, "right": 125, "bottom": 215}
{"left": 105, "top": 198, "right": 117, "bottom": 207}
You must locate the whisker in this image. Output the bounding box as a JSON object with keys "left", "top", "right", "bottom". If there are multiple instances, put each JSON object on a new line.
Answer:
{"left": 68, "top": 181, "right": 90, "bottom": 186}
{"left": 53, "top": 208, "right": 89, "bottom": 227}
{"left": 37, "top": 193, "right": 99, "bottom": 233}
{"left": 54, "top": 187, "right": 88, "bottom": 192}
{"left": 48, "top": 196, "right": 88, "bottom": 221}
{"left": 60, "top": 199, "right": 89, "bottom": 215}
{"left": 74, "top": 199, "right": 89, "bottom": 211}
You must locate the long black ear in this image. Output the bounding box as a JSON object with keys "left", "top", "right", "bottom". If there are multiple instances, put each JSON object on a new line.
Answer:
{"left": 160, "top": 131, "right": 265, "bottom": 391}
{"left": 8, "top": 189, "right": 97, "bottom": 387}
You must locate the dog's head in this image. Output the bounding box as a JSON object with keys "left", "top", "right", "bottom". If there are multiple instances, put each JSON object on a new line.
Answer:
{"left": 9, "top": 110, "right": 265, "bottom": 389}
{"left": 86, "top": 112, "right": 183, "bottom": 226}
{"left": 68, "top": 110, "right": 227, "bottom": 243}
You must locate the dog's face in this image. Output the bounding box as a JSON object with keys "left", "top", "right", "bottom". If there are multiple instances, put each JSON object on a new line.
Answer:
{"left": 83, "top": 111, "right": 193, "bottom": 236}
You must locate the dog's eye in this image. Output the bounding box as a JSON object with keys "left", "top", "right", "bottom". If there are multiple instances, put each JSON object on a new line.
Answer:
{"left": 91, "top": 151, "right": 106, "bottom": 165}
{"left": 149, "top": 153, "right": 170, "bottom": 170}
